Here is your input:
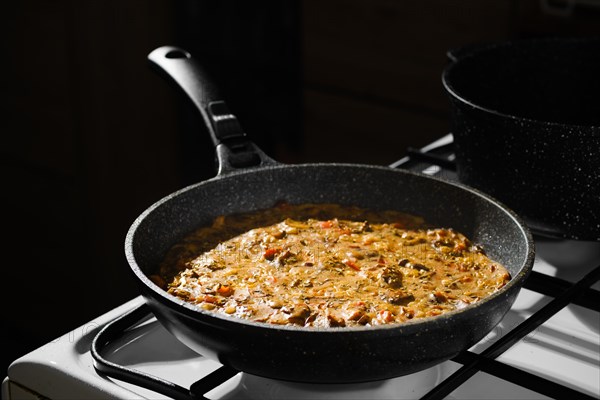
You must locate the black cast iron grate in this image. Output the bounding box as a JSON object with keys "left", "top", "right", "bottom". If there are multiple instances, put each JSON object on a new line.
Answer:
{"left": 91, "top": 266, "right": 600, "bottom": 400}
{"left": 420, "top": 266, "right": 600, "bottom": 400}
{"left": 91, "top": 140, "right": 600, "bottom": 400}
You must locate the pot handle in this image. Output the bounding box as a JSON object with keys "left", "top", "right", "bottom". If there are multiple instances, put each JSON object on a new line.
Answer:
{"left": 147, "top": 46, "right": 277, "bottom": 176}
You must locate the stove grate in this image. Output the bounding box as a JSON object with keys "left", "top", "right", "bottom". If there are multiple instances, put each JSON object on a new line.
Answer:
{"left": 90, "top": 266, "right": 600, "bottom": 400}
{"left": 90, "top": 140, "right": 600, "bottom": 400}
{"left": 91, "top": 303, "right": 194, "bottom": 400}
{"left": 525, "top": 271, "right": 600, "bottom": 312}
{"left": 452, "top": 352, "right": 597, "bottom": 400}
{"left": 421, "top": 264, "right": 600, "bottom": 400}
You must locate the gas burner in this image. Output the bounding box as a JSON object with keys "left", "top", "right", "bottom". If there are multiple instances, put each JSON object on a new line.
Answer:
{"left": 202, "top": 366, "right": 446, "bottom": 400}
{"left": 91, "top": 303, "right": 449, "bottom": 400}
{"left": 3, "top": 135, "right": 599, "bottom": 400}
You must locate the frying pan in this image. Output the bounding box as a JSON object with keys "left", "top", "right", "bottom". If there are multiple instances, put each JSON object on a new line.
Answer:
{"left": 124, "top": 45, "right": 534, "bottom": 383}
{"left": 442, "top": 37, "right": 600, "bottom": 241}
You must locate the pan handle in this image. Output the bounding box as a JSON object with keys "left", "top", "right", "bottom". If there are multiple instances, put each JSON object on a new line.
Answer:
{"left": 147, "top": 46, "right": 277, "bottom": 175}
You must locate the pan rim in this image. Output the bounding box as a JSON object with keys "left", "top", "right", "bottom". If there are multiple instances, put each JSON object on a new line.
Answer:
{"left": 125, "top": 162, "right": 535, "bottom": 335}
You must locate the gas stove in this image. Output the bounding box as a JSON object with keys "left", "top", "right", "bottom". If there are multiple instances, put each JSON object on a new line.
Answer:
{"left": 3, "top": 135, "right": 599, "bottom": 400}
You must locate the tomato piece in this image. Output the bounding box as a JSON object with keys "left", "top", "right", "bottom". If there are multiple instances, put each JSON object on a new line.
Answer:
{"left": 217, "top": 285, "right": 234, "bottom": 297}
{"left": 202, "top": 295, "right": 218, "bottom": 304}
{"left": 377, "top": 309, "right": 394, "bottom": 323}
{"left": 320, "top": 220, "right": 334, "bottom": 229}
{"left": 454, "top": 242, "right": 467, "bottom": 251}
{"left": 344, "top": 259, "right": 360, "bottom": 271}
{"left": 263, "top": 247, "right": 281, "bottom": 260}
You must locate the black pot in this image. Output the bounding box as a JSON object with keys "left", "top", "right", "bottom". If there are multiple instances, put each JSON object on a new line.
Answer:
{"left": 123, "top": 46, "right": 534, "bottom": 383}
{"left": 442, "top": 37, "right": 600, "bottom": 241}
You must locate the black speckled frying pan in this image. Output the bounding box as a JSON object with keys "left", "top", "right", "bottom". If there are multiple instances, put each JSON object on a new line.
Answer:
{"left": 123, "top": 46, "right": 534, "bottom": 383}
{"left": 443, "top": 37, "right": 600, "bottom": 241}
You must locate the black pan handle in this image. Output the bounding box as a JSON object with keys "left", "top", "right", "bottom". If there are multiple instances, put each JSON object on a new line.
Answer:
{"left": 147, "top": 45, "right": 277, "bottom": 175}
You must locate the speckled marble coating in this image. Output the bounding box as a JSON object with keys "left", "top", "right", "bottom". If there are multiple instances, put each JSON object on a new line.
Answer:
{"left": 125, "top": 163, "right": 534, "bottom": 383}
{"left": 443, "top": 37, "right": 600, "bottom": 241}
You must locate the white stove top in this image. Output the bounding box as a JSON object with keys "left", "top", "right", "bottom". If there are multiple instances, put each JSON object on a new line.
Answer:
{"left": 3, "top": 237, "right": 599, "bottom": 400}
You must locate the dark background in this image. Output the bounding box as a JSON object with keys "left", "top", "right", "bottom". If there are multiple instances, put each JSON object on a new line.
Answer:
{"left": 2, "top": 0, "right": 600, "bottom": 377}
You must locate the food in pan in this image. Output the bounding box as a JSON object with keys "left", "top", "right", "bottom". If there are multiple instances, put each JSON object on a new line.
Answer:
{"left": 153, "top": 202, "right": 511, "bottom": 328}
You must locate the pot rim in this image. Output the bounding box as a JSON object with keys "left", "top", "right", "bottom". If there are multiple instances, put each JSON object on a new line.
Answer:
{"left": 442, "top": 37, "right": 600, "bottom": 131}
